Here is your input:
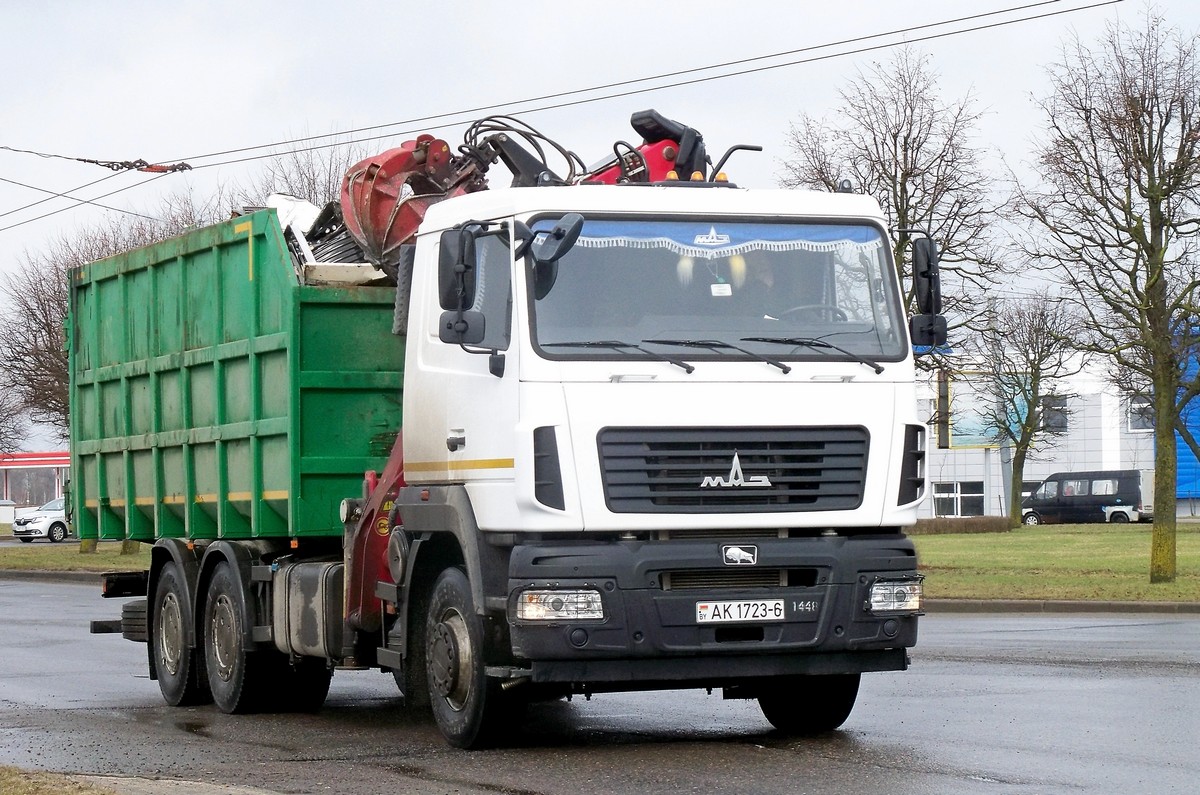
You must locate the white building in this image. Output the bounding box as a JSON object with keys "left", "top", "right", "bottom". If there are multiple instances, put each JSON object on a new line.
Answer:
{"left": 917, "top": 365, "right": 1155, "bottom": 519}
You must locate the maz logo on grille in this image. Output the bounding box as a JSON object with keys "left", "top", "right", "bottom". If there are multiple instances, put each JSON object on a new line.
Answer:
{"left": 700, "top": 452, "right": 772, "bottom": 489}
{"left": 722, "top": 544, "right": 758, "bottom": 565}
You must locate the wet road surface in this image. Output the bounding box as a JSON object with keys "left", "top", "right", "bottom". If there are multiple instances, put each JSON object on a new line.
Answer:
{"left": 1, "top": 578, "right": 1197, "bottom": 794}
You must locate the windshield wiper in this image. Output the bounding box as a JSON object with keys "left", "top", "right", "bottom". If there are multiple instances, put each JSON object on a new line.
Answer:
{"left": 542, "top": 340, "right": 695, "bottom": 373}
{"left": 644, "top": 338, "right": 791, "bottom": 374}
{"left": 741, "top": 336, "right": 885, "bottom": 374}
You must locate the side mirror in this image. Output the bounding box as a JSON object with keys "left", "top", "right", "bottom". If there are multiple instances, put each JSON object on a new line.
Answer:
{"left": 529, "top": 213, "right": 584, "bottom": 300}
{"left": 910, "top": 314, "right": 948, "bottom": 349}
{"left": 532, "top": 213, "right": 584, "bottom": 265}
{"left": 438, "top": 309, "right": 486, "bottom": 345}
{"left": 912, "top": 237, "right": 942, "bottom": 315}
{"left": 438, "top": 226, "right": 478, "bottom": 310}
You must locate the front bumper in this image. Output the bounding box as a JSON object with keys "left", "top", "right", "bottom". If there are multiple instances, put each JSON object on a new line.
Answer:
{"left": 506, "top": 535, "right": 919, "bottom": 686}
{"left": 12, "top": 523, "right": 50, "bottom": 539}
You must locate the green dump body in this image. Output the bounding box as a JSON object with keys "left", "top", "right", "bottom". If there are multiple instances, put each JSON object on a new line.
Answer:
{"left": 69, "top": 210, "right": 404, "bottom": 541}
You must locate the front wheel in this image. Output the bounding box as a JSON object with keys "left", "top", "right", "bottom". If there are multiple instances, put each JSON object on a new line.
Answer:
{"left": 425, "top": 567, "right": 506, "bottom": 749}
{"left": 47, "top": 524, "right": 67, "bottom": 543}
{"left": 758, "top": 674, "right": 860, "bottom": 734}
{"left": 1022, "top": 512, "right": 1041, "bottom": 525}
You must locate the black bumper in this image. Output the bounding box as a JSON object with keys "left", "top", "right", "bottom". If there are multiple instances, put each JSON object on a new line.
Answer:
{"left": 506, "top": 535, "right": 919, "bottom": 686}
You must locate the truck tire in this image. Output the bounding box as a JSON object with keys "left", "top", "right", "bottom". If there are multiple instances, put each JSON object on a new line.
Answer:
{"left": 276, "top": 657, "right": 333, "bottom": 713}
{"left": 758, "top": 673, "right": 860, "bottom": 734}
{"left": 1022, "top": 512, "right": 1042, "bottom": 526}
{"left": 48, "top": 523, "right": 68, "bottom": 543}
{"left": 203, "top": 561, "right": 269, "bottom": 714}
{"left": 122, "top": 598, "right": 149, "bottom": 643}
{"left": 1108, "top": 511, "right": 1129, "bottom": 523}
{"left": 391, "top": 582, "right": 432, "bottom": 710}
{"left": 425, "top": 567, "right": 505, "bottom": 749}
{"left": 152, "top": 563, "right": 210, "bottom": 706}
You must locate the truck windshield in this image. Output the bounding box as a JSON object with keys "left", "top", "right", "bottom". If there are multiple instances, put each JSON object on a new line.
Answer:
{"left": 528, "top": 218, "right": 906, "bottom": 365}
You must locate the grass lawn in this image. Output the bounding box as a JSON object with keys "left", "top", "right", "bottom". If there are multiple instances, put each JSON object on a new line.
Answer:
{"left": 3, "top": 522, "right": 1200, "bottom": 602}
{"left": 915, "top": 523, "right": 1200, "bottom": 601}
{"left": 0, "top": 536, "right": 149, "bottom": 572}
{"left": 0, "top": 766, "right": 117, "bottom": 795}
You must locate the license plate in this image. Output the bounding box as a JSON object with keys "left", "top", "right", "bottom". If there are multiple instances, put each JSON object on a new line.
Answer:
{"left": 696, "top": 599, "right": 785, "bottom": 623}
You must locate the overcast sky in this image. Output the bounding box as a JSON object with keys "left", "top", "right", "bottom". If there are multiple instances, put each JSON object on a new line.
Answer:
{"left": 2, "top": 0, "right": 1197, "bottom": 448}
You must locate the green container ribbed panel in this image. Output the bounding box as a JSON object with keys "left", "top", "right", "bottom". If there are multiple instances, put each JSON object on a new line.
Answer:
{"left": 68, "top": 210, "right": 404, "bottom": 541}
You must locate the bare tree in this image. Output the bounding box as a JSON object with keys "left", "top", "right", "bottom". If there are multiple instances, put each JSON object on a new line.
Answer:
{"left": 237, "top": 140, "right": 371, "bottom": 208}
{"left": 964, "top": 294, "right": 1085, "bottom": 526}
{"left": 780, "top": 47, "right": 1003, "bottom": 329}
{"left": 0, "top": 259, "right": 69, "bottom": 440}
{"left": 0, "top": 390, "right": 29, "bottom": 453}
{"left": 1, "top": 142, "right": 372, "bottom": 442}
{"left": 1016, "top": 11, "right": 1200, "bottom": 582}
{"left": 0, "top": 187, "right": 235, "bottom": 436}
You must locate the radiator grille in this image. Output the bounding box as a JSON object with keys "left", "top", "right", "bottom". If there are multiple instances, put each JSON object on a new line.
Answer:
{"left": 598, "top": 426, "right": 868, "bottom": 513}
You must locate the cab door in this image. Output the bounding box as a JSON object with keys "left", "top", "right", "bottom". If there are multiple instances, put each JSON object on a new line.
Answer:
{"left": 1029, "top": 479, "right": 1063, "bottom": 523}
{"left": 404, "top": 227, "right": 520, "bottom": 496}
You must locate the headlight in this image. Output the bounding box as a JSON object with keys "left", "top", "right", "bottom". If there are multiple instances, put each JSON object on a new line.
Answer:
{"left": 868, "top": 577, "right": 923, "bottom": 614}
{"left": 515, "top": 589, "right": 605, "bottom": 621}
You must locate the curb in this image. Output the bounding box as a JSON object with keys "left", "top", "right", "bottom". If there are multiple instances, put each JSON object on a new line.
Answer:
{"left": 0, "top": 569, "right": 103, "bottom": 584}
{"left": 924, "top": 598, "right": 1200, "bottom": 614}
{"left": 3, "top": 569, "right": 1199, "bottom": 614}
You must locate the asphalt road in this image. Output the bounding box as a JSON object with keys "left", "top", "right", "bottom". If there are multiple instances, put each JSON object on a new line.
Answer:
{"left": 1, "top": 578, "right": 1197, "bottom": 795}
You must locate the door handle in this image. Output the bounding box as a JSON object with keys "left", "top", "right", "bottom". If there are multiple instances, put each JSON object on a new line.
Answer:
{"left": 446, "top": 434, "right": 466, "bottom": 452}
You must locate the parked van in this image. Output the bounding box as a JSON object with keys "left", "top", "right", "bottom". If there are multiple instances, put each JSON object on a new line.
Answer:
{"left": 1021, "top": 469, "right": 1153, "bottom": 525}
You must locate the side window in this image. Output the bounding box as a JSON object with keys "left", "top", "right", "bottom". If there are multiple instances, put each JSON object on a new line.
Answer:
{"left": 470, "top": 234, "right": 512, "bottom": 351}
{"left": 1092, "top": 478, "right": 1118, "bottom": 496}
{"left": 1061, "top": 479, "right": 1088, "bottom": 497}
{"left": 1035, "top": 481, "right": 1058, "bottom": 500}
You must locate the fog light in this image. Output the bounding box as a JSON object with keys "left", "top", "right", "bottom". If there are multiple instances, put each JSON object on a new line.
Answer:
{"left": 516, "top": 589, "right": 604, "bottom": 621}
{"left": 868, "top": 577, "right": 923, "bottom": 613}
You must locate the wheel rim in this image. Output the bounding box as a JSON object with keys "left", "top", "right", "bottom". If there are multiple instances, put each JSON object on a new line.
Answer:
{"left": 428, "top": 608, "right": 472, "bottom": 711}
{"left": 210, "top": 593, "right": 239, "bottom": 683}
{"left": 51, "top": 526, "right": 65, "bottom": 542}
{"left": 157, "top": 592, "right": 184, "bottom": 677}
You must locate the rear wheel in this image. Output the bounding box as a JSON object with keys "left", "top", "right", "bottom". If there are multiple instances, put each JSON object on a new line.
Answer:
{"left": 1108, "top": 511, "right": 1130, "bottom": 523}
{"left": 152, "top": 563, "right": 209, "bottom": 706}
{"left": 425, "top": 567, "right": 506, "bottom": 749}
{"left": 204, "top": 562, "right": 269, "bottom": 713}
{"left": 47, "top": 524, "right": 67, "bottom": 543}
{"left": 758, "top": 674, "right": 861, "bottom": 734}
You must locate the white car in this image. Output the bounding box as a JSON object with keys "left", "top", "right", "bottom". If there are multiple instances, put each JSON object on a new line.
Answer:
{"left": 12, "top": 497, "right": 70, "bottom": 543}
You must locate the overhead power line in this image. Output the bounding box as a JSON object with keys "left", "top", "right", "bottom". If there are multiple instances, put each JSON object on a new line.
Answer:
{"left": 0, "top": 0, "right": 1123, "bottom": 233}
{"left": 0, "top": 175, "right": 156, "bottom": 220}
{"left": 0, "top": 145, "right": 192, "bottom": 174}
{"left": 160, "top": 0, "right": 1089, "bottom": 166}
